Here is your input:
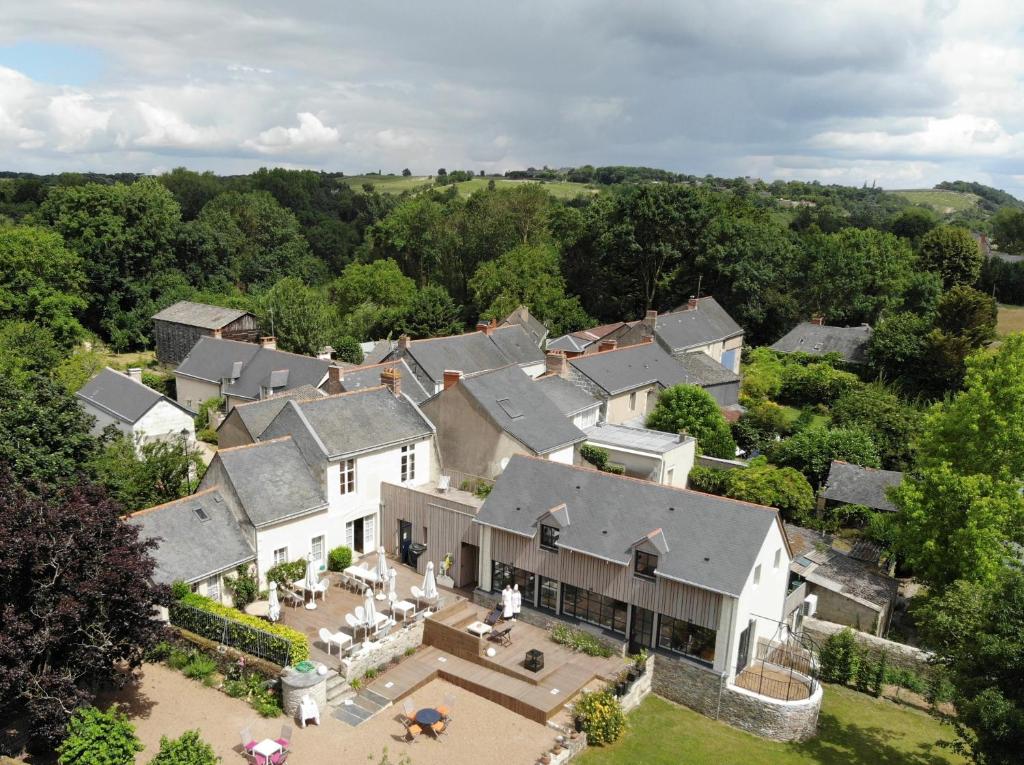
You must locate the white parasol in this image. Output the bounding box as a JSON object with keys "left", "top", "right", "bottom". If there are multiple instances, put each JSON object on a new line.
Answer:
{"left": 375, "top": 546, "right": 389, "bottom": 600}
{"left": 388, "top": 568, "right": 397, "bottom": 602}
{"left": 267, "top": 581, "right": 281, "bottom": 622}
{"left": 304, "top": 553, "right": 318, "bottom": 610}
{"left": 362, "top": 588, "right": 379, "bottom": 639}
{"left": 502, "top": 585, "right": 513, "bottom": 619}
{"left": 423, "top": 560, "right": 438, "bottom": 602}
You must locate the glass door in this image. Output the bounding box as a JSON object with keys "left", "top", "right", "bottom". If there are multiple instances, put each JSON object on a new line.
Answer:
{"left": 629, "top": 606, "right": 654, "bottom": 654}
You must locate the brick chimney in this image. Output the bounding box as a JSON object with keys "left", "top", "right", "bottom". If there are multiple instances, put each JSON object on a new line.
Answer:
{"left": 324, "top": 364, "right": 344, "bottom": 394}
{"left": 126, "top": 367, "right": 143, "bottom": 383}
{"left": 398, "top": 334, "right": 411, "bottom": 353}
{"left": 687, "top": 296, "right": 699, "bottom": 310}
{"left": 443, "top": 370, "right": 463, "bottom": 390}
{"left": 597, "top": 339, "right": 618, "bottom": 353}
{"left": 259, "top": 336, "right": 277, "bottom": 350}
{"left": 810, "top": 315, "right": 825, "bottom": 326}
{"left": 545, "top": 350, "right": 568, "bottom": 377}
{"left": 211, "top": 328, "right": 222, "bottom": 339}
{"left": 476, "top": 320, "right": 495, "bottom": 336}
{"left": 381, "top": 366, "right": 401, "bottom": 397}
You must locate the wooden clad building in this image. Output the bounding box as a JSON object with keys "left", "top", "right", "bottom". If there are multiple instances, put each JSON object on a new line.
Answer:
{"left": 152, "top": 301, "right": 260, "bottom": 365}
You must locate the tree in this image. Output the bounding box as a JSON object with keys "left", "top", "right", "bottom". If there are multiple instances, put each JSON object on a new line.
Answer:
{"left": 731, "top": 400, "right": 791, "bottom": 454}
{"left": 867, "top": 311, "right": 933, "bottom": 392}
{"left": 889, "top": 206, "right": 937, "bottom": 243}
{"left": 259, "top": 277, "right": 337, "bottom": 356}
{"left": 0, "top": 224, "right": 86, "bottom": 348}
{"left": 88, "top": 431, "right": 205, "bottom": 512}
{"left": 934, "top": 286, "right": 997, "bottom": 349}
{"left": 0, "top": 320, "right": 64, "bottom": 389}
{"left": 919, "top": 225, "right": 983, "bottom": 288}
{"left": 646, "top": 385, "right": 736, "bottom": 458}
{"left": 331, "top": 259, "right": 416, "bottom": 314}
{"left": 158, "top": 167, "right": 223, "bottom": 220}
{"left": 148, "top": 729, "right": 218, "bottom": 765}
{"left": 398, "top": 284, "right": 464, "bottom": 338}
{"left": 469, "top": 243, "right": 591, "bottom": 335}
{"left": 331, "top": 335, "right": 363, "bottom": 364}
{"left": 767, "top": 426, "right": 880, "bottom": 488}
{"left": 0, "top": 477, "right": 168, "bottom": 745}
{"left": 830, "top": 384, "right": 923, "bottom": 470}
{"left": 364, "top": 196, "right": 457, "bottom": 287}
{"left": 719, "top": 458, "right": 815, "bottom": 521}
{"left": 991, "top": 206, "right": 1024, "bottom": 255}
{"left": 56, "top": 705, "right": 143, "bottom": 765}
{"left": 915, "top": 570, "right": 1024, "bottom": 765}
{"left": 890, "top": 464, "right": 1024, "bottom": 591}
{"left": 401, "top": 168, "right": 412, "bottom": 177}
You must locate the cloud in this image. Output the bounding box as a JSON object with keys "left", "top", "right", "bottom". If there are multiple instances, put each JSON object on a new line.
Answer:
{"left": 246, "top": 112, "right": 339, "bottom": 154}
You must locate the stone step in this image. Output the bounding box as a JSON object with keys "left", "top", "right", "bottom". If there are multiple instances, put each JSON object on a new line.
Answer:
{"left": 362, "top": 689, "right": 391, "bottom": 708}
{"left": 331, "top": 705, "right": 368, "bottom": 727}
{"left": 326, "top": 684, "right": 352, "bottom": 705}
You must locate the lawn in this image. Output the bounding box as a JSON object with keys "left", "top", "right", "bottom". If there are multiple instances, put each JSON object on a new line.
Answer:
{"left": 886, "top": 189, "right": 982, "bottom": 215}
{"left": 449, "top": 177, "right": 598, "bottom": 199}
{"left": 579, "top": 686, "right": 965, "bottom": 765}
{"left": 779, "top": 404, "right": 830, "bottom": 430}
{"left": 339, "top": 174, "right": 597, "bottom": 199}
{"left": 97, "top": 348, "right": 157, "bottom": 371}
{"left": 996, "top": 303, "right": 1024, "bottom": 337}
{"left": 339, "top": 174, "right": 433, "bottom": 194}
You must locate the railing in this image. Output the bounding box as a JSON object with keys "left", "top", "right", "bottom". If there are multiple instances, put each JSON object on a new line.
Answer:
{"left": 784, "top": 581, "right": 808, "bottom": 616}
{"left": 734, "top": 639, "right": 817, "bottom": 702}
{"left": 169, "top": 601, "right": 293, "bottom": 667}
{"left": 441, "top": 467, "right": 494, "bottom": 495}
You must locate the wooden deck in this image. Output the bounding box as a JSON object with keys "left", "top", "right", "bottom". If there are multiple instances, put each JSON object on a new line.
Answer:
{"left": 734, "top": 661, "right": 813, "bottom": 701}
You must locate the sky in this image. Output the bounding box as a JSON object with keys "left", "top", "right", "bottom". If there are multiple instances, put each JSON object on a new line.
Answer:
{"left": 1, "top": 1, "right": 1024, "bottom": 195}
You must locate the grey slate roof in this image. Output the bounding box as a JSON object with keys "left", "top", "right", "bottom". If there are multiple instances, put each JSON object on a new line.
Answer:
{"left": 568, "top": 342, "right": 697, "bottom": 396}
{"left": 222, "top": 385, "right": 325, "bottom": 441}
{"left": 770, "top": 323, "right": 872, "bottom": 364}
{"left": 500, "top": 305, "right": 549, "bottom": 347}
{"left": 340, "top": 359, "right": 430, "bottom": 404}
{"left": 676, "top": 351, "right": 740, "bottom": 387}
{"left": 475, "top": 456, "right": 780, "bottom": 597}
{"left": 400, "top": 325, "right": 544, "bottom": 385}
{"left": 152, "top": 300, "right": 251, "bottom": 329}
{"left": 546, "top": 334, "right": 590, "bottom": 353}
{"left": 785, "top": 525, "right": 897, "bottom": 609}
{"left": 263, "top": 387, "right": 433, "bottom": 460}
{"left": 129, "top": 489, "right": 255, "bottom": 584}
{"left": 584, "top": 422, "right": 692, "bottom": 455}
{"left": 77, "top": 367, "right": 189, "bottom": 424}
{"left": 655, "top": 297, "right": 743, "bottom": 351}
{"left": 215, "top": 438, "right": 327, "bottom": 526}
{"left": 535, "top": 375, "right": 601, "bottom": 417}
{"left": 176, "top": 336, "right": 330, "bottom": 401}
{"left": 821, "top": 461, "right": 903, "bottom": 512}
{"left": 360, "top": 339, "right": 395, "bottom": 365}
{"left": 459, "top": 366, "right": 587, "bottom": 455}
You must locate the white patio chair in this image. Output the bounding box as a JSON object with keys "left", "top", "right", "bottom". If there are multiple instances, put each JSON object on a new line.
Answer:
{"left": 344, "top": 613, "right": 364, "bottom": 641}
{"left": 437, "top": 474, "right": 451, "bottom": 493}
{"left": 401, "top": 697, "right": 416, "bottom": 723}
{"left": 319, "top": 627, "right": 348, "bottom": 656}
{"left": 410, "top": 585, "right": 425, "bottom": 610}
{"left": 313, "top": 576, "right": 329, "bottom": 601}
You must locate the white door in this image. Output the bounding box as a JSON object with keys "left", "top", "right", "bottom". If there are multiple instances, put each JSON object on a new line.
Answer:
{"left": 206, "top": 574, "right": 220, "bottom": 602}
{"left": 345, "top": 521, "right": 355, "bottom": 549}
{"left": 363, "top": 514, "right": 376, "bottom": 552}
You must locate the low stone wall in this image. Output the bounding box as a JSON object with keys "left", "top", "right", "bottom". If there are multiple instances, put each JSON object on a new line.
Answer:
{"left": 280, "top": 668, "right": 327, "bottom": 718}
{"left": 652, "top": 652, "right": 728, "bottom": 718}
{"left": 618, "top": 655, "right": 654, "bottom": 714}
{"left": 340, "top": 620, "right": 424, "bottom": 682}
{"left": 802, "top": 617, "right": 932, "bottom": 675}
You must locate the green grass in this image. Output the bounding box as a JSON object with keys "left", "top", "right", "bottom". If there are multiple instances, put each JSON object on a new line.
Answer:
{"left": 579, "top": 686, "right": 965, "bottom": 765}
{"left": 778, "top": 404, "right": 830, "bottom": 430}
{"left": 886, "top": 189, "right": 982, "bottom": 214}
{"left": 996, "top": 304, "right": 1024, "bottom": 337}
{"left": 448, "top": 177, "right": 597, "bottom": 199}
{"left": 339, "top": 175, "right": 433, "bottom": 194}
{"left": 340, "top": 174, "right": 597, "bottom": 199}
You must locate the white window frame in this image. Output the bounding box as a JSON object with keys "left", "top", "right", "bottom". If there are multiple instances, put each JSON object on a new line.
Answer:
{"left": 753, "top": 564, "right": 762, "bottom": 586}
{"left": 339, "top": 458, "right": 355, "bottom": 495}
{"left": 629, "top": 391, "right": 637, "bottom": 410}
{"left": 401, "top": 444, "right": 416, "bottom": 482}
{"left": 273, "top": 546, "right": 288, "bottom": 566}
{"left": 773, "top": 548, "right": 782, "bottom": 569}
{"left": 311, "top": 535, "right": 325, "bottom": 566}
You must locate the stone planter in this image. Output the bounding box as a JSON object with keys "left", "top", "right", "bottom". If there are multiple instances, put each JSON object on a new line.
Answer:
{"left": 280, "top": 668, "right": 327, "bottom": 719}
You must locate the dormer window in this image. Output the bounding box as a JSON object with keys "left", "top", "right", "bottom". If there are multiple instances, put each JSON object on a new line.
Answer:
{"left": 540, "top": 524, "right": 559, "bottom": 552}
{"left": 634, "top": 550, "right": 657, "bottom": 579}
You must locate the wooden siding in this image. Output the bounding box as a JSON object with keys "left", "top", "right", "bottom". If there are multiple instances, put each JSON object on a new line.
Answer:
{"left": 153, "top": 313, "right": 259, "bottom": 365}
{"left": 491, "top": 529, "right": 722, "bottom": 630}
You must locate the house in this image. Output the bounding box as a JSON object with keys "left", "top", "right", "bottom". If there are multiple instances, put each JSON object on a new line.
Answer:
{"left": 547, "top": 339, "right": 740, "bottom": 426}
{"left": 419, "top": 365, "right": 587, "bottom": 479}
{"left": 819, "top": 461, "right": 903, "bottom": 514}
{"left": 152, "top": 300, "right": 259, "bottom": 365}
{"left": 783, "top": 524, "right": 898, "bottom": 637}
{"left": 76, "top": 367, "right": 195, "bottom": 450}
{"left": 546, "top": 321, "right": 634, "bottom": 357}
{"left": 582, "top": 422, "right": 695, "bottom": 487}
{"left": 385, "top": 322, "right": 546, "bottom": 394}
{"left": 471, "top": 456, "right": 802, "bottom": 720}
{"left": 359, "top": 339, "right": 395, "bottom": 366}
{"left": 321, "top": 358, "right": 431, "bottom": 404}
{"left": 173, "top": 336, "right": 331, "bottom": 412}
{"left": 535, "top": 374, "right": 601, "bottom": 430}
{"left": 215, "top": 385, "right": 326, "bottom": 449}
{"left": 127, "top": 488, "right": 255, "bottom": 605}
{"left": 498, "top": 305, "right": 549, "bottom": 348}
{"left": 770, "top": 318, "right": 873, "bottom": 365}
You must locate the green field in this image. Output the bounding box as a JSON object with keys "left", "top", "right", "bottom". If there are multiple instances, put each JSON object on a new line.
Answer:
{"left": 779, "top": 404, "right": 830, "bottom": 430}
{"left": 886, "top": 189, "right": 982, "bottom": 214}
{"left": 339, "top": 175, "right": 434, "bottom": 194}
{"left": 997, "top": 304, "right": 1024, "bottom": 337}
{"left": 340, "top": 174, "right": 596, "bottom": 199}
{"left": 579, "top": 686, "right": 965, "bottom": 765}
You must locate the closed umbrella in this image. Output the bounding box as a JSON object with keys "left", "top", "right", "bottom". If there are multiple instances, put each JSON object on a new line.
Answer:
{"left": 388, "top": 568, "right": 397, "bottom": 602}
{"left": 502, "top": 585, "right": 513, "bottom": 619}
{"left": 363, "top": 588, "right": 379, "bottom": 639}
{"left": 268, "top": 581, "right": 281, "bottom": 622}
{"left": 375, "top": 547, "right": 389, "bottom": 600}
{"left": 512, "top": 584, "right": 522, "bottom": 620}
{"left": 304, "top": 553, "right": 318, "bottom": 610}
{"left": 423, "top": 561, "right": 438, "bottom": 602}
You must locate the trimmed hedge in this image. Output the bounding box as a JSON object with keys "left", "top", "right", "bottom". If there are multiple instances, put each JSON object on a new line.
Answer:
{"left": 328, "top": 545, "right": 352, "bottom": 572}
{"left": 266, "top": 559, "right": 306, "bottom": 590}
{"left": 172, "top": 593, "right": 309, "bottom": 665}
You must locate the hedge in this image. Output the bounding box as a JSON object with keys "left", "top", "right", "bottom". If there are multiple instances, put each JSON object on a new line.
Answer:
{"left": 328, "top": 545, "right": 352, "bottom": 572}
{"left": 266, "top": 559, "right": 306, "bottom": 589}
{"left": 171, "top": 593, "right": 309, "bottom": 665}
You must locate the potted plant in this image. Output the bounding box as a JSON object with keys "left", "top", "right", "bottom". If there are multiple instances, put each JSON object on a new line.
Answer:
{"left": 573, "top": 715, "right": 584, "bottom": 733}
{"left": 634, "top": 648, "right": 649, "bottom": 676}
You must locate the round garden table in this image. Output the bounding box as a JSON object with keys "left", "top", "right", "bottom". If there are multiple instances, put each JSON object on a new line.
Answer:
{"left": 415, "top": 708, "right": 442, "bottom": 726}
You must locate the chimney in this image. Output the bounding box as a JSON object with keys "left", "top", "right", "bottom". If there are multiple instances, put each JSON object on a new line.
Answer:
{"left": 545, "top": 350, "right": 568, "bottom": 377}
{"left": 687, "top": 296, "right": 699, "bottom": 310}
{"left": 810, "top": 315, "right": 825, "bottom": 326}
{"left": 643, "top": 309, "right": 657, "bottom": 332}
{"left": 597, "top": 339, "right": 618, "bottom": 353}
{"left": 211, "top": 328, "right": 222, "bottom": 339}
{"left": 260, "top": 336, "right": 277, "bottom": 350}
{"left": 398, "top": 334, "right": 411, "bottom": 353}
{"left": 324, "top": 364, "right": 344, "bottom": 394}
{"left": 476, "top": 320, "right": 495, "bottom": 336}
{"left": 126, "top": 367, "right": 143, "bottom": 383}
{"left": 381, "top": 366, "right": 401, "bottom": 397}
{"left": 443, "top": 370, "right": 463, "bottom": 390}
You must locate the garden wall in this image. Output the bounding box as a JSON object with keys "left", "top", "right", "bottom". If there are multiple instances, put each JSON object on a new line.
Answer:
{"left": 802, "top": 617, "right": 932, "bottom": 675}
{"left": 340, "top": 620, "right": 424, "bottom": 682}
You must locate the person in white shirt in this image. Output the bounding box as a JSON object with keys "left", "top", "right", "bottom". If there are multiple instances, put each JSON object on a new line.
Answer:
{"left": 511, "top": 583, "right": 522, "bottom": 620}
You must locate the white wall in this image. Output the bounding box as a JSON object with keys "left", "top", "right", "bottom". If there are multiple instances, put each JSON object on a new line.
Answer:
{"left": 136, "top": 400, "right": 195, "bottom": 444}
{"left": 81, "top": 401, "right": 133, "bottom": 440}
{"left": 255, "top": 509, "right": 337, "bottom": 587}
{"left": 175, "top": 376, "right": 220, "bottom": 412}
{"left": 662, "top": 439, "right": 695, "bottom": 487}
{"left": 572, "top": 406, "right": 600, "bottom": 430}
{"left": 547, "top": 443, "right": 576, "bottom": 465}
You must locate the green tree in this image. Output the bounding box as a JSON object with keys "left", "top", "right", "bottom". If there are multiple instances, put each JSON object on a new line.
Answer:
{"left": 991, "top": 206, "right": 1024, "bottom": 255}
{"left": 469, "top": 243, "right": 591, "bottom": 335}
{"left": 398, "top": 284, "right": 464, "bottom": 338}
{"left": 0, "top": 320, "right": 64, "bottom": 389}
{"left": 331, "top": 258, "right": 416, "bottom": 314}
{"left": 719, "top": 457, "right": 815, "bottom": 521}
{"left": 646, "top": 384, "right": 736, "bottom": 458}
{"left": 89, "top": 431, "right": 205, "bottom": 513}
{"left": 731, "top": 400, "right": 791, "bottom": 454}
{"left": 158, "top": 167, "right": 224, "bottom": 220}
{"left": 919, "top": 225, "right": 983, "bottom": 288}
{"left": 0, "top": 224, "right": 86, "bottom": 347}
{"left": 934, "top": 285, "right": 997, "bottom": 349}
{"left": 867, "top": 311, "right": 933, "bottom": 392}
{"left": 889, "top": 206, "right": 938, "bottom": 243}
{"left": 365, "top": 195, "right": 457, "bottom": 286}
{"left": 57, "top": 706, "right": 143, "bottom": 765}
{"left": 767, "top": 426, "right": 880, "bottom": 487}
{"left": 259, "top": 277, "right": 337, "bottom": 356}
{"left": 148, "top": 729, "right": 218, "bottom": 765}
{"left": 330, "top": 335, "right": 364, "bottom": 364}
{"left": 830, "top": 384, "right": 923, "bottom": 470}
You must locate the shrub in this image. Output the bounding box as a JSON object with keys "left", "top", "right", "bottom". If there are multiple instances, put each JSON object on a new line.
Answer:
{"left": 688, "top": 466, "right": 728, "bottom": 495}
{"left": 148, "top": 729, "right": 218, "bottom": 765}
{"left": 885, "top": 666, "right": 927, "bottom": 694}
{"left": 225, "top": 565, "right": 259, "bottom": 608}
{"left": 224, "top": 679, "right": 248, "bottom": 698}
{"left": 854, "top": 652, "right": 875, "bottom": 695}
{"left": 194, "top": 397, "right": 224, "bottom": 431}
{"left": 550, "top": 624, "right": 614, "bottom": 658}
{"left": 580, "top": 445, "right": 625, "bottom": 475}
{"left": 251, "top": 692, "right": 282, "bottom": 717}
{"left": 364, "top": 667, "right": 378, "bottom": 680}
{"left": 182, "top": 654, "right": 218, "bottom": 681}
{"left": 328, "top": 545, "right": 353, "bottom": 572}
{"left": 171, "top": 580, "right": 191, "bottom": 600}
{"left": 647, "top": 384, "right": 736, "bottom": 458}
{"left": 818, "top": 628, "right": 859, "bottom": 685}
{"left": 145, "top": 640, "right": 173, "bottom": 662}
{"left": 196, "top": 428, "right": 218, "bottom": 444}
{"left": 779, "top": 362, "right": 860, "bottom": 407}
{"left": 168, "top": 647, "right": 193, "bottom": 670}
{"left": 266, "top": 559, "right": 306, "bottom": 590}
{"left": 573, "top": 690, "right": 625, "bottom": 745}
{"left": 56, "top": 706, "right": 142, "bottom": 765}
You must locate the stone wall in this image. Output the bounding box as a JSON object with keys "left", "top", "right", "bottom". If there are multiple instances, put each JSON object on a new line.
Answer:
{"left": 280, "top": 668, "right": 327, "bottom": 717}
{"left": 618, "top": 655, "right": 654, "bottom": 713}
{"left": 802, "top": 617, "right": 932, "bottom": 675}
{"left": 652, "top": 652, "right": 728, "bottom": 718}
{"left": 340, "top": 620, "right": 424, "bottom": 682}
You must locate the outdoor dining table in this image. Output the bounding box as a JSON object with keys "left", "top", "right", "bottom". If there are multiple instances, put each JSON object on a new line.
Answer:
{"left": 415, "top": 707, "right": 442, "bottom": 726}
{"left": 343, "top": 564, "right": 382, "bottom": 590}
{"left": 252, "top": 738, "right": 283, "bottom": 759}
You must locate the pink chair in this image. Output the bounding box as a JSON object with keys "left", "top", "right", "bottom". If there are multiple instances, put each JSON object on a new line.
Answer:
{"left": 240, "top": 728, "right": 257, "bottom": 755}
{"left": 275, "top": 724, "right": 292, "bottom": 749}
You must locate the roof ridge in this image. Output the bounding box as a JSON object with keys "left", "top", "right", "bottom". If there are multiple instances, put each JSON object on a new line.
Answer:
{"left": 345, "top": 358, "right": 402, "bottom": 372}
{"left": 219, "top": 434, "right": 294, "bottom": 453}
{"left": 304, "top": 384, "right": 388, "bottom": 402}
{"left": 128, "top": 487, "right": 220, "bottom": 517}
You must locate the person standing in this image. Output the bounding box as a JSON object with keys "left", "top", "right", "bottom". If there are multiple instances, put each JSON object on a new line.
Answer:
{"left": 502, "top": 585, "right": 514, "bottom": 619}
{"left": 512, "top": 583, "right": 522, "bottom": 621}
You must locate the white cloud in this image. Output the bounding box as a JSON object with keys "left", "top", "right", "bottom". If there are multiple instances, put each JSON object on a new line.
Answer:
{"left": 245, "top": 112, "right": 339, "bottom": 154}
{"left": 47, "top": 93, "right": 112, "bottom": 151}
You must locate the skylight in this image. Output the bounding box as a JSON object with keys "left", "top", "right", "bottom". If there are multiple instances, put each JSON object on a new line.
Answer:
{"left": 496, "top": 397, "right": 523, "bottom": 418}
{"left": 193, "top": 506, "right": 210, "bottom": 522}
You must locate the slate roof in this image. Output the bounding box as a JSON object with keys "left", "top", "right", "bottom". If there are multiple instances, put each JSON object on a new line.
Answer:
{"left": 214, "top": 438, "right": 327, "bottom": 526}
{"left": 785, "top": 525, "right": 897, "bottom": 609}
{"left": 546, "top": 321, "right": 630, "bottom": 353}
{"left": 339, "top": 359, "right": 431, "bottom": 404}
{"left": 499, "top": 305, "right": 549, "bottom": 347}
{"left": 655, "top": 297, "right": 743, "bottom": 351}
{"left": 475, "top": 456, "right": 781, "bottom": 597}
{"left": 152, "top": 300, "right": 251, "bottom": 329}
{"left": 360, "top": 339, "right": 395, "bottom": 365}
{"left": 535, "top": 375, "right": 601, "bottom": 417}
{"left": 459, "top": 366, "right": 587, "bottom": 455}
{"left": 770, "top": 322, "right": 872, "bottom": 364}
{"left": 128, "top": 489, "right": 255, "bottom": 584}
{"left": 263, "top": 387, "right": 433, "bottom": 461}
{"left": 568, "top": 342, "right": 697, "bottom": 395}
{"left": 821, "top": 461, "right": 903, "bottom": 513}
{"left": 676, "top": 351, "right": 740, "bottom": 387}
{"left": 175, "top": 336, "right": 330, "bottom": 401}
{"left": 546, "top": 334, "right": 590, "bottom": 354}
{"left": 221, "top": 385, "right": 326, "bottom": 441}
{"left": 399, "top": 325, "right": 545, "bottom": 385}
{"left": 77, "top": 367, "right": 189, "bottom": 424}
{"left": 584, "top": 422, "right": 692, "bottom": 455}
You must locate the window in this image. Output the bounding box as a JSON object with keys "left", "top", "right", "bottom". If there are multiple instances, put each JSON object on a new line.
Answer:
{"left": 561, "top": 584, "right": 627, "bottom": 634}
{"left": 753, "top": 564, "right": 762, "bottom": 586}
{"left": 540, "top": 524, "right": 560, "bottom": 551}
{"left": 311, "top": 535, "right": 325, "bottom": 565}
{"left": 491, "top": 560, "right": 535, "bottom": 603}
{"left": 629, "top": 391, "right": 637, "bottom": 410}
{"left": 339, "top": 459, "right": 355, "bottom": 495}
{"left": 538, "top": 577, "right": 559, "bottom": 612}
{"left": 634, "top": 550, "right": 658, "bottom": 579}
{"left": 401, "top": 444, "right": 415, "bottom": 482}
{"left": 666, "top": 467, "right": 675, "bottom": 485}
{"left": 773, "top": 548, "right": 782, "bottom": 569}
{"left": 273, "top": 547, "right": 288, "bottom": 566}
{"left": 658, "top": 615, "right": 716, "bottom": 665}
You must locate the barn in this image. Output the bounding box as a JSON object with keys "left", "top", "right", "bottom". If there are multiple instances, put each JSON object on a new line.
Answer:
{"left": 152, "top": 301, "right": 260, "bottom": 365}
